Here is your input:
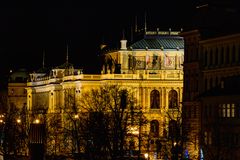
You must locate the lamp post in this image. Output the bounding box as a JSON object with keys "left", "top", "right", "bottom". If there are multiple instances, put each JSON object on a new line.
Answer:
{"left": 29, "top": 108, "right": 47, "bottom": 160}
{"left": 72, "top": 113, "right": 81, "bottom": 159}
{"left": 0, "top": 114, "right": 5, "bottom": 151}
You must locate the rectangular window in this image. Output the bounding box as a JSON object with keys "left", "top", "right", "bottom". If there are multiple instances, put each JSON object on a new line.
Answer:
{"left": 193, "top": 106, "right": 197, "bottom": 118}
{"left": 227, "top": 104, "right": 231, "bottom": 117}
{"left": 204, "top": 131, "right": 208, "bottom": 145}
{"left": 232, "top": 104, "right": 235, "bottom": 117}
{"left": 222, "top": 104, "right": 226, "bottom": 117}
{"left": 209, "top": 131, "right": 212, "bottom": 145}
{"left": 219, "top": 104, "right": 222, "bottom": 117}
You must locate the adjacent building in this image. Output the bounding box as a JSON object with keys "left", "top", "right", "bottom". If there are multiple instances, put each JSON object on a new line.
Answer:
{"left": 181, "top": 30, "right": 240, "bottom": 159}
{"left": 8, "top": 68, "right": 28, "bottom": 110}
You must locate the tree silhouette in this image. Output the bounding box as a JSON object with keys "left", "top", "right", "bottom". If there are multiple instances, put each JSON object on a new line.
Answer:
{"left": 0, "top": 94, "right": 29, "bottom": 159}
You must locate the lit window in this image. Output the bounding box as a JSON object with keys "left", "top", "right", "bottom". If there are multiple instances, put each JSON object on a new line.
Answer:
{"left": 204, "top": 131, "right": 208, "bottom": 144}
{"left": 227, "top": 104, "right": 231, "bottom": 117}
{"left": 222, "top": 104, "right": 226, "bottom": 117}
{"left": 232, "top": 104, "right": 235, "bottom": 117}
{"left": 204, "top": 131, "right": 212, "bottom": 145}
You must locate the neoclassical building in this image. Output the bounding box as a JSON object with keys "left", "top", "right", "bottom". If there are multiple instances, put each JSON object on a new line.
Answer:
{"left": 24, "top": 30, "right": 184, "bottom": 159}
{"left": 8, "top": 68, "right": 28, "bottom": 110}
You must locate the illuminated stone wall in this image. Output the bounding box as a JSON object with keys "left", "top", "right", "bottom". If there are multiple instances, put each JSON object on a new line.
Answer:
{"left": 25, "top": 34, "right": 184, "bottom": 159}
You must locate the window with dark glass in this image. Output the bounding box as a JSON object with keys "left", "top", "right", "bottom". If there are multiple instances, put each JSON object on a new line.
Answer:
{"left": 226, "top": 46, "right": 230, "bottom": 64}
{"left": 120, "top": 90, "right": 127, "bottom": 109}
{"left": 209, "top": 78, "right": 213, "bottom": 89}
{"left": 209, "top": 49, "right": 213, "bottom": 66}
{"left": 238, "top": 46, "right": 240, "bottom": 62}
{"left": 168, "top": 90, "right": 178, "bottom": 108}
{"left": 204, "top": 79, "right": 207, "bottom": 91}
{"left": 150, "top": 90, "right": 160, "bottom": 109}
{"left": 221, "top": 47, "right": 224, "bottom": 64}
{"left": 216, "top": 48, "right": 219, "bottom": 65}
{"left": 150, "top": 120, "right": 159, "bottom": 137}
{"left": 232, "top": 45, "right": 236, "bottom": 63}
{"left": 169, "top": 120, "right": 179, "bottom": 139}
{"left": 204, "top": 50, "right": 208, "bottom": 66}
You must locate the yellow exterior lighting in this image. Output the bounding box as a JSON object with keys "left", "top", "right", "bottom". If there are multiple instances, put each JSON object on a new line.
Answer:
{"left": 16, "top": 118, "right": 21, "bottom": 123}
{"left": 34, "top": 119, "right": 40, "bottom": 124}
{"left": 74, "top": 114, "right": 79, "bottom": 119}
{"left": 144, "top": 153, "right": 149, "bottom": 159}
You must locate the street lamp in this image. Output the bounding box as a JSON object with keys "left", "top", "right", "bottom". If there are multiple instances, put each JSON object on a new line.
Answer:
{"left": 74, "top": 114, "right": 79, "bottom": 119}
{"left": 144, "top": 153, "right": 149, "bottom": 160}
{"left": 16, "top": 118, "right": 21, "bottom": 124}
{"left": 0, "top": 114, "right": 4, "bottom": 124}
{"left": 34, "top": 119, "right": 40, "bottom": 124}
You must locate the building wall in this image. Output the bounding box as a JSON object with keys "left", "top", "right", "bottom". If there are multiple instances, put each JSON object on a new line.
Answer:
{"left": 25, "top": 35, "right": 184, "bottom": 159}
{"left": 181, "top": 30, "right": 240, "bottom": 159}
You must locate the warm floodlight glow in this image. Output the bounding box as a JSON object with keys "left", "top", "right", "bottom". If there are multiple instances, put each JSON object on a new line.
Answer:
{"left": 144, "top": 153, "right": 149, "bottom": 159}
{"left": 34, "top": 119, "right": 40, "bottom": 124}
{"left": 128, "top": 127, "right": 139, "bottom": 135}
{"left": 16, "top": 118, "right": 21, "bottom": 123}
{"left": 0, "top": 119, "right": 3, "bottom": 123}
{"left": 74, "top": 114, "right": 79, "bottom": 119}
{"left": 174, "top": 141, "right": 177, "bottom": 146}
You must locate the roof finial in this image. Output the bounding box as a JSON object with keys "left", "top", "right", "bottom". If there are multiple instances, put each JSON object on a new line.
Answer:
{"left": 130, "top": 26, "right": 133, "bottom": 42}
{"left": 135, "top": 15, "right": 138, "bottom": 32}
{"left": 42, "top": 49, "right": 45, "bottom": 68}
{"left": 66, "top": 44, "right": 69, "bottom": 64}
{"left": 122, "top": 29, "right": 126, "bottom": 40}
{"left": 144, "top": 11, "right": 147, "bottom": 32}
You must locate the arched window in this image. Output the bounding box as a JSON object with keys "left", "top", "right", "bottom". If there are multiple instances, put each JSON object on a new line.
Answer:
{"left": 120, "top": 90, "right": 127, "bottom": 109}
{"left": 150, "top": 120, "right": 159, "bottom": 137}
{"left": 168, "top": 90, "right": 178, "bottom": 109}
{"left": 169, "top": 120, "right": 179, "bottom": 139}
{"left": 150, "top": 90, "right": 160, "bottom": 109}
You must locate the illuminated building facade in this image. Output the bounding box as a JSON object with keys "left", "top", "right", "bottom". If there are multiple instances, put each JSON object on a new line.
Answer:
{"left": 25, "top": 31, "right": 184, "bottom": 159}
{"left": 8, "top": 68, "right": 28, "bottom": 110}
{"left": 181, "top": 30, "right": 240, "bottom": 159}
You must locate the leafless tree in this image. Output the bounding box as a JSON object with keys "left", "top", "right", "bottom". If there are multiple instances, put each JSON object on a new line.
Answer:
{"left": 0, "top": 94, "right": 29, "bottom": 160}
{"left": 44, "top": 85, "right": 147, "bottom": 160}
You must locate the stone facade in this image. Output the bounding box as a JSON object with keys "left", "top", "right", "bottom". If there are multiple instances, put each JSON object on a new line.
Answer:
{"left": 9, "top": 32, "right": 184, "bottom": 159}
{"left": 181, "top": 30, "right": 240, "bottom": 159}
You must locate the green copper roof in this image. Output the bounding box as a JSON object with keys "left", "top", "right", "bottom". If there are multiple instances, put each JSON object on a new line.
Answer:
{"left": 129, "top": 36, "right": 184, "bottom": 50}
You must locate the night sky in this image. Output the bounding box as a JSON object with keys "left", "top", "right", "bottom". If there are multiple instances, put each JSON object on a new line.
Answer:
{"left": 0, "top": 0, "right": 239, "bottom": 76}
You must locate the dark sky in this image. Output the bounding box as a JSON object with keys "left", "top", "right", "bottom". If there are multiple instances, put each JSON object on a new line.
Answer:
{"left": 0, "top": 0, "right": 239, "bottom": 75}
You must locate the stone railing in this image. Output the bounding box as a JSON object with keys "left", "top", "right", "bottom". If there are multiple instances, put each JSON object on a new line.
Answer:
{"left": 28, "top": 70, "right": 183, "bottom": 86}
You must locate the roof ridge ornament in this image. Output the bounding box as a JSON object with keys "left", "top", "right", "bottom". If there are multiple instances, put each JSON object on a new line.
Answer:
{"left": 66, "top": 44, "right": 69, "bottom": 64}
